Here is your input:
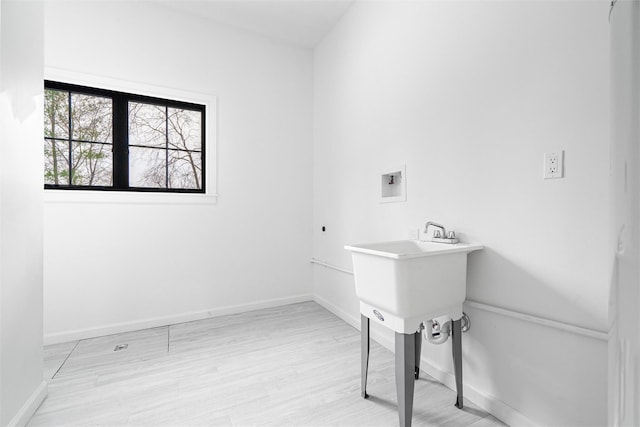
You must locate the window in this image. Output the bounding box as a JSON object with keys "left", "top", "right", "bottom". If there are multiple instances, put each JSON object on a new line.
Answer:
{"left": 44, "top": 81, "right": 206, "bottom": 193}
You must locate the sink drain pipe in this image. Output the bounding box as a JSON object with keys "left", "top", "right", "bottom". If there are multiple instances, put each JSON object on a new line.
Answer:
{"left": 422, "top": 313, "right": 470, "bottom": 345}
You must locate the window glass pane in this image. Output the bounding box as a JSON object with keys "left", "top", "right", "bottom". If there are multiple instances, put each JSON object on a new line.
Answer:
{"left": 168, "top": 108, "right": 202, "bottom": 152}
{"left": 129, "top": 146, "right": 166, "bottom": 188}
{"left": 129, "top": 102, "right": 166, "bottom": 148}
{"left": 70, "top": 142, "right": 112, "bottom": 186}
{"left": 44, "top": 139, "right": 69, "bottom": 185}
{"left": 44, "top": 81, "right": 206, "bottom": 193}
{"left": 168, "top": 150, "right": 201, "bottom": 189}
{"left": 71, "top": 93, "right": 112, "bottom": 143}
{"left": 44, "top": 89, "right": 69, "bottom": 139}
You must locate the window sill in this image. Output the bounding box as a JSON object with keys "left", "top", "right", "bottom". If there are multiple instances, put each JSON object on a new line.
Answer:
{"left": 44, "top": 189, "right": 218, "bottom": 205}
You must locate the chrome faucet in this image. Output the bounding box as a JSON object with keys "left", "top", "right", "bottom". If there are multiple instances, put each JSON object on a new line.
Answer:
{"left": 424, "top": 221, "right": 447, "bottom": 239}
{"left": 424, "top": 221, "right": 459, "bottom": 243}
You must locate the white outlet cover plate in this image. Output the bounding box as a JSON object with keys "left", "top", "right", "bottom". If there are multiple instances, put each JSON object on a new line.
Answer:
{"left": 544, "top": 150, "right": 564, "bottom": 179}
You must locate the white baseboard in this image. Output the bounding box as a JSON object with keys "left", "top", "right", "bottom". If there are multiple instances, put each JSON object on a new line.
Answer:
{"left": 418, "top": 359, "right": 537, "bottom": 427}
{"left": 313, "top": 294, "right": 537, "bottom": 427}
{"left": 44, "top": 294, "right": 313, "bottom": 345}
{"left": 314, "top": 294, "right": 360, "bottom": 329}
{"left": 8, "top": 380, "right": 48, "bottom": 427}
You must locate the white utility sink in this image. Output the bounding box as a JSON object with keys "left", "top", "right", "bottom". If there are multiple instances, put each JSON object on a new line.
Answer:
{"left": 344, "top": 240, "right": 482, "bottom": 334}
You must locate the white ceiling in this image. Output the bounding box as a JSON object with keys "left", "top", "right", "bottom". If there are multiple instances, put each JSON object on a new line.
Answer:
{"left": 162, "top": 1, "right": 354, "bottom": 48}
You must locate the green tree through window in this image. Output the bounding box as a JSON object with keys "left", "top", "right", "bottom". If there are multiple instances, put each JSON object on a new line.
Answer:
{"left": 44, "top": 89, "right": 113, "bottom": 186}
{"left": 44, "top": 81, "right": 205, "bottom": 193}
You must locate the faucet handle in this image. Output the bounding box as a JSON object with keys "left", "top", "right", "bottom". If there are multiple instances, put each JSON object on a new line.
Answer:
{"left": 447, "top": 231, "right": 456, "bottom": 239}
{"left": 433, "top": 229, "right": 442, "bottom": 238}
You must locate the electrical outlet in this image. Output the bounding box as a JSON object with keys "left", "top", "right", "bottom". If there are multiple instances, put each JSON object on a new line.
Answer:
{"left": 407, "top": 227, "right": 420, "bottom": 240}
{"left": 544, "top": 151, "right": 564, "bottom": 179}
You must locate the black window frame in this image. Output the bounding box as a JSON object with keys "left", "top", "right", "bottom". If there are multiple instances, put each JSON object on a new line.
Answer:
{"left": 44, "top": 80, "right": 206, "bottom": 194}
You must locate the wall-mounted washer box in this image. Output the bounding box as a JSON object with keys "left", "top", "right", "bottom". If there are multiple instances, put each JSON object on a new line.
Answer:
{"left": 380, "top": 165, "right": 406, "bottom": 203}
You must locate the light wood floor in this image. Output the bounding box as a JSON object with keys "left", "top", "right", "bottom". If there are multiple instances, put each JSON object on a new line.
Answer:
{"left": 31, "top": 302, "right": 507, "bottom": 427}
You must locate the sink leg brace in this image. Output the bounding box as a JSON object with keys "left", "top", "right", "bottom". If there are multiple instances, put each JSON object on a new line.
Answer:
{"left": 361, "top": 315, "right": 465, "bottom": 427}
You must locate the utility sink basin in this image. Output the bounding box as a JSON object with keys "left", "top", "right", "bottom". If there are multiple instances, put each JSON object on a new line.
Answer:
{"left": 344, "top": 240, "right": 482, "bottom": 333}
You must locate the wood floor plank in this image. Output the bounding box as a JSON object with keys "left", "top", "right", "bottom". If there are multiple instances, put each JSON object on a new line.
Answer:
{"left": 43, "top": 340, "right": 78, "bottom": 380}
{"left": 30, "top": 302, "right": 507, "bottom": 426}
{"left": 56, "top": 327, "right": 169, "bottom": 377}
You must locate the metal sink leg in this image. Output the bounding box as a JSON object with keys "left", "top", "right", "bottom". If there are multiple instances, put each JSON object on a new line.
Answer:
{"left": 395, "top": 332, "right": 416, "bottom": 427}
{"left": 361, "top": 314, "right": 370, "bottom": 399}
{"left": 452, "top": 317, "right": 463, "bottom": 409}
{"left": 414, "top": 331, "right": 422, "bottom": 379}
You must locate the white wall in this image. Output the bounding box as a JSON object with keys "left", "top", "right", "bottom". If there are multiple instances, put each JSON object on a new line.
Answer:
{"left": 313, "top": 2, "right": 609, "bottom": 426}
{"left": 609, "top": 1, "right": 640, "bottom": 425}
{"left": 0, "top": 1, "right": 46, "bottom": 425}
{"left": 43, "top": 1, "right": 313, "bottom": 342}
